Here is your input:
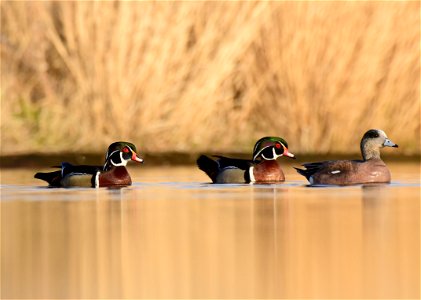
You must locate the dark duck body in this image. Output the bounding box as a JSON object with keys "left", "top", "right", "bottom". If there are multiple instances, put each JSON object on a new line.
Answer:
{"left": 295, "top": 129, "right": 398, "bottom": 185}
{"left": 34, "top": 142, "right": 143, "bottom": 188}
{"left": 197, "top": 137, "right": 295, "bottom": 183}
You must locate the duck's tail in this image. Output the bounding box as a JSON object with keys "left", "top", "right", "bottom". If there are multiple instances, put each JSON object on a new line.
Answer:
{"left": 294, "top": 167, "right": 312, "bottom": 180}
{"left": 196, "top": 155, "right": 219, "bottom": 183}
{"left": 294, "top": 162, "right": 325, "bottom": 181}
{"left": 34, "top": 170, "right": 62, "bottom": 187}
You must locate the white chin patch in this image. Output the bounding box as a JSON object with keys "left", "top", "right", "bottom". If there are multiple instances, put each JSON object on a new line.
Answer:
{"left": 261, "top": 148, "right": 278, "bottom": 160}
{"left": 111, "top": 152, "right": 128, "bottom": 167}
{"left": 272, "top": 148, "right": 278, "bottom": 160}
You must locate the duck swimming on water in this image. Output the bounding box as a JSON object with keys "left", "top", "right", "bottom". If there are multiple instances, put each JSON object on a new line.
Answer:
{"left": 295, "top": 129, "right": 398, "bottom": 185}
{"left": 34, "top": 141, "right": 143, "bottom": 188}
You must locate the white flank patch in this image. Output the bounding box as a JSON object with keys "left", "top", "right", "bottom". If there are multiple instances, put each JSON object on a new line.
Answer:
{"left": 222, "top": 166, "right": 237, "bottom": 170}
{"left": 95, "top": 171, "right": 100, "bottom": 188}
{"left": 309, "top": 176, "right": 314, "bottom": 185}
{"left": 249, "top": 166, "right": 256, "bottom": 183}
{"left": 331, "top": 170, "right": 341, "bottom": 174}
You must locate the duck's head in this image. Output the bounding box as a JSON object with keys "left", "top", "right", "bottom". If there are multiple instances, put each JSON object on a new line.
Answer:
{"left": 103, "top": 141, "right": 143, "bottom": 170}
{"left": 252, "top": 136, "right": 295, "bottom": 162}
{"left": 360, "top": 129, "right": 398, "bottom": 160}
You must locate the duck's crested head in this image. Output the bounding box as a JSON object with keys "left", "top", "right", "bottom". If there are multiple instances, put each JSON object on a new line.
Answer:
{"left": 252, "top": 136, "right": 295, "bottom": 161}
{"left": 360, "top": 129, "right": 398, "bottom": 160}
{"left": 104, "top": 141, "right": 143, "bottom": 170}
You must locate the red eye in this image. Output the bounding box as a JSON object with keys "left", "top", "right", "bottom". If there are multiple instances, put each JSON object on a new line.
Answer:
{"left": 122, "top": 147, "right": 129, "bottom": 153}
{"left": 275, "top": 143, "right": 282, "bottom": 149}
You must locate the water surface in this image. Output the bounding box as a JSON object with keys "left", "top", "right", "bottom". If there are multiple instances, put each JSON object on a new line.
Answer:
{"left": 1, "top": 163, "right": 420, "bottom": 298}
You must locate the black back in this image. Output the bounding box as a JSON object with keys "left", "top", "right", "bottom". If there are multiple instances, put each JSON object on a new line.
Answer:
{"left": 34, "top": 163, "right": 102, "bottom": 186}
{"left": 197, "top": 155, "right": 253, "bottom": 183}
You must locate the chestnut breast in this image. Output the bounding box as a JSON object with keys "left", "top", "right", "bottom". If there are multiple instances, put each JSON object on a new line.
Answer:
{"left": 99, "top": 166, "right": 132, "bottom": 187}
{"left": 253, "top": 160, "right": 285, "bottom": 182}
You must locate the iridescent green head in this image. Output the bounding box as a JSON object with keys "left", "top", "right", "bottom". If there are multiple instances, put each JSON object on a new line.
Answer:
{"left": 252, "top": 137, "right": 295, "bottom": 161}
{"left": 104, "top": 141, "right": 143, "bottom": 170}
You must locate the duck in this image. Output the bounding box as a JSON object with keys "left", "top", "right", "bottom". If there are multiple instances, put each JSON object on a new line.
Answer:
{"left": 34, "top": 141, "right": 143, "bottom": 188}
{"left": 197, "top": 136, "right": 295, "bottom": 183}
{"left": 295, "top": 129, "right": 398, "bottom": 185}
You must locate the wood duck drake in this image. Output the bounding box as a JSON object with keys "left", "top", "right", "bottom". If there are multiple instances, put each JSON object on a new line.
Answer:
{"left": 295, "top": 129, "right": 398, "bottom": 185}
{"left": 197, "top": 137, "right": 295, "bottom": 184}
{"left": 34, "top": 141, "right": 143, "bottom": 188}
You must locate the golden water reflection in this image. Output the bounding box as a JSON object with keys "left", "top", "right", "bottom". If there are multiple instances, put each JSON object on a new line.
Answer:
{"left": 1, "top": 165, "right": 420, "bottom": 298}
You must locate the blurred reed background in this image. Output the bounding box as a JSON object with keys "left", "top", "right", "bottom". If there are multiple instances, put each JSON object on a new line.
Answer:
{"left": 1, "top": 1, "right": 419, "bottom": 155}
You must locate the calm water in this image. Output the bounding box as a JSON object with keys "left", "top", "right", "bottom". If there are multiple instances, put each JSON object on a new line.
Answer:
{"left": 1, "top": 163, "right": 420, "bottom": 299}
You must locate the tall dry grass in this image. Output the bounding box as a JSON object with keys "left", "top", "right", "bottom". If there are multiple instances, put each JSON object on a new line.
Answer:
{"left": 1, "top": 1, "right": 419, "bottom": 155}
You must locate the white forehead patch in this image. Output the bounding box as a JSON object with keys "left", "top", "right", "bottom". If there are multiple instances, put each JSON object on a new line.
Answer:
{"left": 375, "top": 129, "right": 387, "bottom": 138}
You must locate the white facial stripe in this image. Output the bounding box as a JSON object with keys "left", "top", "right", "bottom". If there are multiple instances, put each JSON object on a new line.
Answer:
{"left": 254, "top": 145, "right": 278, "bottom": 161}
{"left": 106, "top": 145, "right": 136, "bottom": 161}
{"left": 253, "top": 143, "right": 259, "bottom": 155}
{"left": 110, "top": 152, "right": 128, "bottom": 167}
{"left": 253, "top": 146, "right": 268, "bottom": 160}
{"left": 272, "top": 148, "right": 283, "bottom": 160}
{"left": 108, "top": 147, "right": 135, "bottom": 167}
{"left": 249, "top": 166, "right": 256, "bottom": 183}
{"left": 261, "top": 147, "right": 281, "bottom": 160}
{"left": 107, "top": 150, "right": 119, "bottom": 160}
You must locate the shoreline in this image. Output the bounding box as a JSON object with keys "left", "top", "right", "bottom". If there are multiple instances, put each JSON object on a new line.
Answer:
{"left": 1, "top": 152, "right": 419, "bottom": 169}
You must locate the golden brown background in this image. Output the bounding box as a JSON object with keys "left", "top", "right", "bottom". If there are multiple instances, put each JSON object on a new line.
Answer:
{"left": 1, "top": 1, "right": 420, "bottom": 155}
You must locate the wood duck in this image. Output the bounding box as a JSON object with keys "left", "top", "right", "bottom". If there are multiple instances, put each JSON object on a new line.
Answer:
{"left": 197, "top": 137, "right": 295, "bottom": 183}
{"left": 34, "top": 141, "right": 143, "bottom": 188}
{"left": 295, "top": 129, "right": 398, "bottom": 185}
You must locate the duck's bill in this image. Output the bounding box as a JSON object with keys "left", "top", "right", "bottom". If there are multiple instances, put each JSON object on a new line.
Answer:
{"left": 383, "top": 138, "right": 398, "bottom": 148}
{"left": 284, "top": 149, "right": 296, "bottom": 159}
{"left": 131, "top": 152, "right": 144, "bottom": 163}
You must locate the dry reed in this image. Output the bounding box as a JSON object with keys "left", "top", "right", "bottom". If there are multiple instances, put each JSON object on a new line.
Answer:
{"left": 1, "top": 1, "right": 419, "bottom": 155}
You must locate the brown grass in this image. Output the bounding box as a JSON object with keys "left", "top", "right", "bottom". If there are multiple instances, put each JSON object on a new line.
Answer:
{"left": 1, "top": 1, "right": 420, "bottom": 155}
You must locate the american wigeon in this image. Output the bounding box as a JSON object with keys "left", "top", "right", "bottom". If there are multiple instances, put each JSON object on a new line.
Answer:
{"left": 197, "top": 136, "right": 296, "bottom": 183}
{"left": 295, "top": 129, "right": 398, "bottom": 185}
